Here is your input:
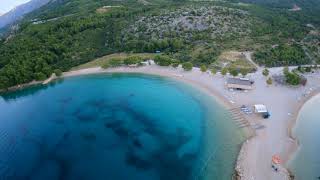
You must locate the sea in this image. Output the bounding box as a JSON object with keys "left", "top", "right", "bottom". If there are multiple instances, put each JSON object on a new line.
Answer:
{"left": 0, "top": 73, "right": 245, "bottom": 180}
{"left": 289, "top": 94, "right": 320, "bottom": 180}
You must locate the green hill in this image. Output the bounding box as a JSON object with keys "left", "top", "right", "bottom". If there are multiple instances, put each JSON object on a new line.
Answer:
{"left": 0, "top": 0, "right": 319, "bottom": 89}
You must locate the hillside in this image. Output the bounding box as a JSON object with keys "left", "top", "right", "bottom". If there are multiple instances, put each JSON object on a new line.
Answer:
{"left": 0, "top": 0, "right": 319, "bottom": 89}
{"left": 0, "top": 0, "right": 51, "bottom": 29}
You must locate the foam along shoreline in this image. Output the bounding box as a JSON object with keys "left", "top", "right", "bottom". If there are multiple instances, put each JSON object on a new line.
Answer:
{"left": 61, "top": 64, "right": 320, "bottom": 180}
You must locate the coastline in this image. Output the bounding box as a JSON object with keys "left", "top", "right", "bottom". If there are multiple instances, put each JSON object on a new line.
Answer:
{"left": 0, "top": 80, "right": 43, "bottom": 94}
{"left": 62, "top": 66, "right": 255, "bottom": 179}
{"left": 61, "top": 65, "right": 320, "bottom": 180}
{"left": 2, "top": 64, "right": 320, "bottom": 180}
{"left": 285, "top": 89, "right": 320, "bottom": 178}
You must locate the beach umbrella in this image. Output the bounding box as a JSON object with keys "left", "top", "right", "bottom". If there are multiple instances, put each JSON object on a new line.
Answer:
{"left": 272, "top": 155, "right": 281, "bottom": 164}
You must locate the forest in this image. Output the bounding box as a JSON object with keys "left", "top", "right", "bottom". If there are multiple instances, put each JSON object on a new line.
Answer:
{"left": 0, "top": 0, "right": 319, "bottom": 89}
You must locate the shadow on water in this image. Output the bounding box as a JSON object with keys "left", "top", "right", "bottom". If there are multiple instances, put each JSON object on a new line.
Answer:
{"left": 102, "top": 99, "right": 196, "bottom": 180}
{"left": 0, "top": 75, "right": 204, "bottom": 180}
{"left": 0, "top": 79, "right": 64, "bottom": 102}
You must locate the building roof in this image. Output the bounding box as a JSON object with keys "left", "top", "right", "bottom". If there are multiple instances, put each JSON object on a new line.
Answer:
{"left": 227, "top": 78, "right": 252, "bottom": 86}
{"left": 254, "top": 104, "right": 268, "bottom": 113}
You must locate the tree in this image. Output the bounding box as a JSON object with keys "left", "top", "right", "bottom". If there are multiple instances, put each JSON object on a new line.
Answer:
{"left": 254, "top": 43, "right": 308, "bottom": 67}
{"left": 35, "top": 72, "right": 47, "bottom": 81}
{"left": 182, "top": 62, "right": 193, "bottom": 71}
{"left": 221, "top": 67, "right": 228, "bottom": 76}
{"left": 200, "top": 64, "right": 207, "bottom": 72}
{"left": 266, "top": 77, "right": 273, "bottom": 85}
{"left": 54, "top": 69, "right": 62, "bottom": 77}
{"left": 262, "top": 68, "right": 269, "bottom": 76}
{"left": 171, "top": 38, "right": 183, "bottom": 51}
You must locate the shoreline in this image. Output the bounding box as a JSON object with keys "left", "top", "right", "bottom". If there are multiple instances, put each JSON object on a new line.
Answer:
{"left": 0, "top": 80, "right": 43, "bottom": 94}
{"left": 2, "top": 64, "right": 320, "bottom": 180}
{"left": 63, "top": 66, "right": 256, "bottom": 179}
{"left": 285, "top": 89, "right": 320, "bottom": 178}
{"left": 62, "top": 65, "right": 320, "bottom": 180}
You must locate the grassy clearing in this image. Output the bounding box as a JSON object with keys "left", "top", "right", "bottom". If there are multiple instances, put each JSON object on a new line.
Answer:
{"left": 72, "top": 53, "right": 157, "bottom": 70}
{"left": 215, "top": 50, "right": 257, "bottom": 72}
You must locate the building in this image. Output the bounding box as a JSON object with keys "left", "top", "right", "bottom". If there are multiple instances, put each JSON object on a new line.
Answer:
{"left": 226, "top": 78, "right": 253, "bottom": 90}
{"left": 254, "top": 104, "right": 270, "bottom": 119}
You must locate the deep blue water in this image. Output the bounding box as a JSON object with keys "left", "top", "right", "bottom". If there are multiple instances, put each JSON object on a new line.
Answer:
{"left": 0, "top": 73, "right": 244, "bottom": 180}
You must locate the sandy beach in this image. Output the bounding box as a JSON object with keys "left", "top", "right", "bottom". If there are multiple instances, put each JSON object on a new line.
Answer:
{"left": 59, "top": 64, "right": 320, "bottom": 180}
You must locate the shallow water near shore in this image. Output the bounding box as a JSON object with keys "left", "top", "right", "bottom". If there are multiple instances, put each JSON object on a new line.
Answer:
{"left": 289, "top": 94, "right": 320, "bottom": 180}
{"left": 0, "top": 73, "right": 245, "bottom": 180}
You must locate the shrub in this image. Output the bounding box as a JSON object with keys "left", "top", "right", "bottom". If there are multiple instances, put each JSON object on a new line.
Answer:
{"left": 200, "top": 64, "right": 207, "bottom": 72}
{"left": 221, "top": 67, "right": 228, "bottom": 76}
{"left": 54, "top": 69, "right": 62, "bottom": 77}
{"left": 285, "top": 72, "right": 301, "bottom": 85}
{"left": 266, "top": 77, "right": 273, "bottom": 85}
{"left": 305, "top": 66, "right": 312, "bottom": 72}
{"left": 108, "top": 58, "right": 123, "bottom": 67}
{"left": 182, "top": 62, "right": 193, "bottom": 71}
{"left": 211, "top": 68, "right": 217, "bottom": 75}
{"left": 123, "top": 56, "right": 142, "bottom": 65}
{"left": 297, "top": 65, "right": 303, "bottom": 72}
{"left": 240, "top": 68, "right": 249, "bottom": 77}
{"left": 171, "top": 60, "right": 180, "bottom": 68}
{"left": 102, "top": 63, "right": 110, "bottom": 69}
{"left": 262, "top": 68, "right": 269, "bottom": 76}
{"left": 154, "top": 55, "right": 172, "bottom": 66}
{"left": 229, "top": 68, "right": 239, "bottom": 77}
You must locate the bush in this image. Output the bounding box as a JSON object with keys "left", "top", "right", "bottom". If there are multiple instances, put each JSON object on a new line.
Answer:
{"left": 123, "top": 56, "right": 142, "bottom": 65}
{"left": 266, "top": 77, "right": 273, "bottom": 85}
{"left": 229, "top": 68, "right": 239, "bottom": 77}
{"left": 262, "top": 68, "right": 269, "bottom": 76}
{"left": 182, "top": 62, "right": 193, "bottom": 71}
{"left": 102, "top": 63, "right": 110, "bottom": 69}
{"left": 54, "top": 69, "right": 62, "bottom": 77}
{"left": 154, "top": 55, "right": 172, "bottom": 66}
{"left": 108, "top": 58, "right": 123, "bottom": 67}
{"left": 240, "top": 68, "right": 249, "bottom": 77}
{"left": 211, "top": 68, "right": 217, "bottom": 75}
{"left": 171, "top": 60, "right": 180, "bottom": 68}
{"left": 200, "top": 64, "right": 207, "bottom": 72}
{"left": 285, "top": 72, "right": 301, "bottom": 85}
{"left": 221, "top": 67, "right": 228, "bottom": 76}
{"left": 305, "top": 66, "right": 312, "bottom": 72}
{"left": 297, "top": 66, "right": 303, "bottom": 72}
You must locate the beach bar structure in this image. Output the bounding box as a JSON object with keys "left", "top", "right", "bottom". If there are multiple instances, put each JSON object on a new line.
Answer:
{"left": 226, "top": 78, "right": 253, "bottom": 90}
{"left": 254, "top": 104, "right": 270, "bottom": 119}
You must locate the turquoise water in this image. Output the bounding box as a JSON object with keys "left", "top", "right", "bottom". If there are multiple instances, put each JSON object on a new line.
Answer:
{"left": 0, "top": 73, "right": 244, "bottom": 180}
{"left": 289, "top": 94, "right": 320, "bottom": 180}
